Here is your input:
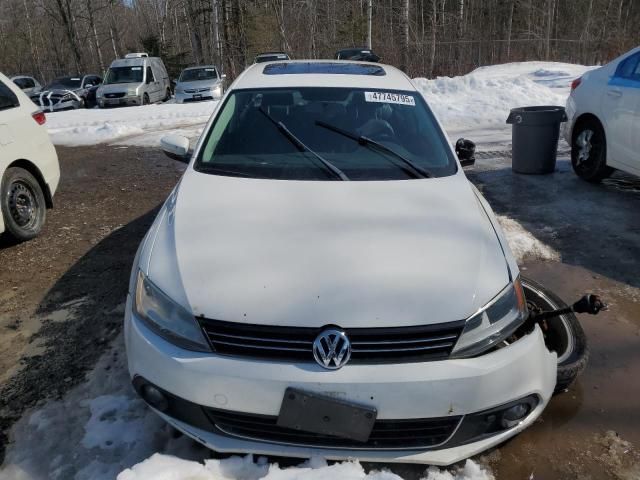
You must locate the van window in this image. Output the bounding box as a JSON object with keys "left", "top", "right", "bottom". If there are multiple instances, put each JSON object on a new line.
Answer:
{"left": 146, "top": 67, "right": 155, "bottom": 83}
{"left": 0, "top": 80, "right": 20, "bottom": 110}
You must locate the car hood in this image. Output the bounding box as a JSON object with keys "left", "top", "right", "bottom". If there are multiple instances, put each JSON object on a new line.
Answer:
{"left": 177, "top": 79, "right": 222, "bottom": 90}
{"left": 146, "top": 171, "right": 511, "bottom": 328}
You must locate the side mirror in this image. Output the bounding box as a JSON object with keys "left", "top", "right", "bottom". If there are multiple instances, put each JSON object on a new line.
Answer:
{"left": 221, "top": 74, "right": 227, "bottom": 79}
{"left": 455, "top": 138, "right": 476, "bottom": 167}
{"left": 161, "top": 135, "right": 190, "bottom": 163}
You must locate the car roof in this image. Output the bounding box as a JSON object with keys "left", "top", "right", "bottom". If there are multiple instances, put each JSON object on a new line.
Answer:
{"left": 256, "top": 52, "right": 288, "bottom": 57}
{"left": 233, "top": 60, "right": 415, "bottom": 91}
{"left": 182, "top": 65, "right": 217, "bottom": 71}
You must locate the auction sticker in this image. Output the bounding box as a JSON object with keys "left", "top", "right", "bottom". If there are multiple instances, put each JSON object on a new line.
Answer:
{"left": 365, "top": 91, "right": 415, "bottom": 106}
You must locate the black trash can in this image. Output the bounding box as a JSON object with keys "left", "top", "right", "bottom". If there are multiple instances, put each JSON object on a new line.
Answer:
{"left": 506, "top": 106, "right": 568, "bottom": 174}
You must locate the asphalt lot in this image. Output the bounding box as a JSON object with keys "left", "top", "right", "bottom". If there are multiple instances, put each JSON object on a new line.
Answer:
{"left": 0, "top": 145, "right": 639, "bottom": 478}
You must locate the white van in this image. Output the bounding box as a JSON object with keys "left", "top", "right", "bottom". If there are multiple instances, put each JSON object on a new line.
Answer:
{"left": 96, "top": 53, "right": 171, "bottom": 107}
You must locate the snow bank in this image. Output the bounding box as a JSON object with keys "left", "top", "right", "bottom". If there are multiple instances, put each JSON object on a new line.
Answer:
{"left": 44, "top": 61, "right": 594, "bottom": 149}
{"left": 497, "top": 215, "right": 560, "bottom": 262}
{"left": 117, "top": 454, "right": 494, "bottom": 480}
{"left": 45, "top": 101, "right": 217, "bottom": 147}
{"left": 414, "top": 61, "right": 595, "bottom": 146}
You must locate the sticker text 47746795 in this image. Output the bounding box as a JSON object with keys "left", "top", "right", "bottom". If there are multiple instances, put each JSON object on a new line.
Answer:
{"left": 365, "top": 91, "right": 416, "bottom": 106}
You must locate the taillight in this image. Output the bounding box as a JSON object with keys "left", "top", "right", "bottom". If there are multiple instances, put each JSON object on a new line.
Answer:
{"left": 570, "top": 77, "right": 582, "bottom": 91}
{"left": 32, "top": 111, "right": 46, "bottom": 125}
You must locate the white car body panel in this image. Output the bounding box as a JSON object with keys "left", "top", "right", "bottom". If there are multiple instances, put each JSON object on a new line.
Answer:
{"left": 0, "top": 71, "right": 59, "bottom": 234}
{"left": 564, "top": 46, "right": 640, "bottom": 177}
{"left": 146, "top": 170, "right": 509, "bottom": 327}
{"left": 126, "top": 60, "right": 556, "bottom": 464}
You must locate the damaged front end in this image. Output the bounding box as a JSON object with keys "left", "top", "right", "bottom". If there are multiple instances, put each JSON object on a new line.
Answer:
{"left": 33, "top": 89, "right": 84, "bottom": 112}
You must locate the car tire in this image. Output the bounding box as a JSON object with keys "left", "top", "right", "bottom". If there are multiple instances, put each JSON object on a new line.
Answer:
{"left": 0, "top": 167, "right": 47, "bottom": 242}
{"left": 521, "top": 277, "right": 589, "bottom": 394}
{"left": 143, "top": 93, "right": 150, "bottom": 105}
{"left": 164, "top": 88, "right": 171, "bottom": 102}
{"left": 571, "top": 118, "right": 613, "bottom": 182}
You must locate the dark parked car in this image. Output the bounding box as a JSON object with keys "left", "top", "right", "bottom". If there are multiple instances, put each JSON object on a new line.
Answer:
{"left": 32, "top": 74, "right": 102, "bottom": 111}
{"left": 254, "top": 52, "right": 290, "bottom": 63}
{"left": 335, "top": 48, "right": 380, "bottom": 62}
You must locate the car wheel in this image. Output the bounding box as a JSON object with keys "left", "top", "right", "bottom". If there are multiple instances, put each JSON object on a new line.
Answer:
{"left": 143, "top": 93, "right": 150, "bottom": 105}
{"left": 571, "top": 118, "right": 613, "bottom": 182}
{"left": 0, "top": 167, "right": 47, "bottom": 242}
{"left": 521, "top": 277, "right": 589, "bottom": 394}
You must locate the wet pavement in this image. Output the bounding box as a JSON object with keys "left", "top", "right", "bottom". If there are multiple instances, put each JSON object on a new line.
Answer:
{"left": 464, "top": 153, "right": 640, "bottom": 479}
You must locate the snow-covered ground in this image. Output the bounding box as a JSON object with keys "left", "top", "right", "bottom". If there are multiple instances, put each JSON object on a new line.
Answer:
{"left": 45, "top": 61, "right": 595, "bottom": 150}
{"left": 45, "top": 101, "right": 217, "bottom": 147}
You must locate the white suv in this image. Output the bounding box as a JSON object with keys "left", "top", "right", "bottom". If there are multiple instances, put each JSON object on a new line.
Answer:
{"left": 0, "top": 72, "right": 60, "bottom": 241}
{"left": 125, "top": 61, "right": 557, "bottom": 465}
{"left": 564, "top": 46, "right": 640, "bottom": 181}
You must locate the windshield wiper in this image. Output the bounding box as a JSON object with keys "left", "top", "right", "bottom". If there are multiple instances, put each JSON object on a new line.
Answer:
{"left": 315, "top": 120, "right": 432, "bottom": 179}
{"left": 259, "top": 108, "right": 349, "bottom": 181}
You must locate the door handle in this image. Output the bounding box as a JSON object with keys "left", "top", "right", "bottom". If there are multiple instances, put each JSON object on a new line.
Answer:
{"left": 607, "top": 89, "right": 622, "bottom": 97}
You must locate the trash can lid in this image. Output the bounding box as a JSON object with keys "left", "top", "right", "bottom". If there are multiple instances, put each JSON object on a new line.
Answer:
{"left": 506, "top": 105, "right": 568, "bottom": 125}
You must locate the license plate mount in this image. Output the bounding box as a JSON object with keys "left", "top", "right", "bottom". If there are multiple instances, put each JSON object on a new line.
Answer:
{"left": 276, "top": 388, "right": 377, "bottom": 442}
{"left": 193, "top": 94, "right": 202, "bottom": 100}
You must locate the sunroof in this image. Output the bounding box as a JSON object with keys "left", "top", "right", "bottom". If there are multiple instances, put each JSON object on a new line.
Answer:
{"left": 263, "top": 62, "right": 386, "bottom": 76}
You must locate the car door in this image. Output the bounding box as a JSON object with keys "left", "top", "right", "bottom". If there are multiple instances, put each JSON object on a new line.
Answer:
{"left": 0, "top": 78, "right": 29, "bottom": 173}
{"left": 146, "top": 66, "right": 160, "bottom": 102}
{"left": 602, "top": 51, "right": 640, "bottom": 169}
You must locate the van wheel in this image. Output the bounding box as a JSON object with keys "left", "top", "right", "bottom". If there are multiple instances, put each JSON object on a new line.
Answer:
{"left": 1, "top": 167, "right": 47, "bottom": 242}
{"left": 142, "top": 93, "right": 150, "bottom": 105}
{"left": 521, "top": 277, "right": 589, "bottom": 394}
{"left": 164, "top": 89, "right": 171, "bottom": 102}
{"left": 571, "top": 118, "right": 613, "bottom": 182}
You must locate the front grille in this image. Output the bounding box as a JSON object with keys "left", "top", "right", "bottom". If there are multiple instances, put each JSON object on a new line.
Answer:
{"left": 104, "top": 92, "right": 126, "bottom": 98}
{"left": 184, "top": 87, "right": 210, "bottom": 93}
{"left": 205, "top": 407, "right": 462, "bottom": 449}
{"left": 183, "top": 96, "right": 213, "bottom": 102}
{"left": 200, "top": 318, "right": 465, "bottom": 364}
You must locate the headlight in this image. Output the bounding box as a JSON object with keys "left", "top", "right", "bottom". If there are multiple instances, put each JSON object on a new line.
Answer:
{"left": 451, "top": 276, "right": 527, "bottom": 358}
{"left": 134, "top": 270, "right": 210, "bottom": 351}
{"left": 127, "top": 87, "right": 138, "bottom": 96}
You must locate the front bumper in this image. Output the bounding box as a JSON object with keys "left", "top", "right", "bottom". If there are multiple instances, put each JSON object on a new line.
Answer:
{"left": 175, "top": 90, "right": 221, "bottom": 103}
{"left": 125, "top": 296, "right": 556, "bottom": 465}
{"left": 98, "top": 96, "right": 141, "bottom": 108}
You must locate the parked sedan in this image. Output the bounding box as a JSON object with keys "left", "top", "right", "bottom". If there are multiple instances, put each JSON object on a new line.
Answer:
{"left": 126, "top": 61, "right": 561, "bottom": 466}
{"left": 564, "top": 46, "right": 640, "bottom": 181}
{"left": 32, "top": 74, "right": 102, "bottom": 112}
{"left": 174, "top": 66, "right": 225, "bottom": 103}
{"left": 0, "top": 71, "right": 60, "bottom": 241}
{"left": 11, "top": 75, "right": 42, "bottom": 97}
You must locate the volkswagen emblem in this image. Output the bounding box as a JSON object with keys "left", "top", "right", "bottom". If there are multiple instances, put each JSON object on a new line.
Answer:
{"left": 313, "top": 328, "right": 351, "bottom": 370}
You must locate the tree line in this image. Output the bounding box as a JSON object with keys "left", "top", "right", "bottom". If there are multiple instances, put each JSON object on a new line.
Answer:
{"left": 0, "top": 0, "right": 638, "bottom": 84}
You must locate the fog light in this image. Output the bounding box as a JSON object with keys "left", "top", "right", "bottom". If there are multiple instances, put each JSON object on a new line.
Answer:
{"left": 141, "top": 384, "right": 169, "bottom": 411}
{"left": 501, "top": 403, "right": 530, "bottom": 428}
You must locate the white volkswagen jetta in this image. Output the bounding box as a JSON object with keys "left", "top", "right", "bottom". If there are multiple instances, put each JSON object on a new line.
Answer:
{"left": 564, "top": 45, "right": 640, "bottom": 181}
{"left": 125, "top": 61, "right": 557, "bottom": 465}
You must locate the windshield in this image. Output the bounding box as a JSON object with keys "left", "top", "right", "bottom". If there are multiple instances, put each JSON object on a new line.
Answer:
{"left": 104, "top": 66, "right": 144, "bottom": 84}
{"left": 195, "top": 87, "right": 457, "bottom": 181}
{"left": 179, "top": 67, "right": 217, "bottom": 82}
{"left": 46, "top": 77, "right": 82, "bottom": 89}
